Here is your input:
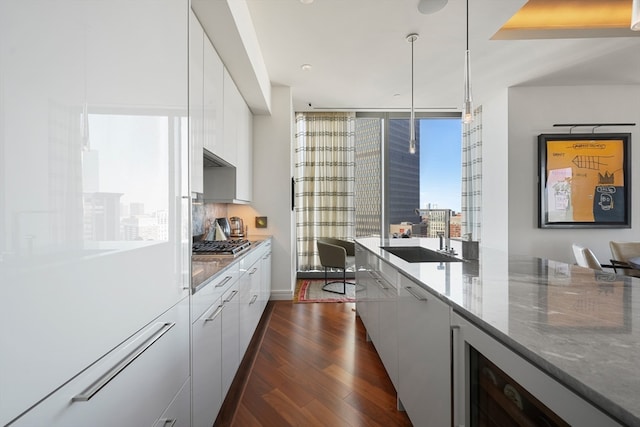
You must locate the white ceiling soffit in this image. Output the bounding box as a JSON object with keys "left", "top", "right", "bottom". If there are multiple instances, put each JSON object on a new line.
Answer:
{"left": 192, "top": 0, "right": 271, "bottom": 115}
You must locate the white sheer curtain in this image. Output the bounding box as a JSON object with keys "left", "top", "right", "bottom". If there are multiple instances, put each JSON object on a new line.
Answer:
{"left": 461, "top": 106, "right": 482, "bottom": 241}
{"left": 295, "top": 112, "right": 355, "bottom": 271}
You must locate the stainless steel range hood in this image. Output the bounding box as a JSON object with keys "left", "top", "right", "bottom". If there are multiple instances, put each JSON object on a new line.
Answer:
{"left": 202, "top": 149, "right": 248, "bottom": 204}
{"left": 203, "top": 148, "right": 232, "bottom": 168}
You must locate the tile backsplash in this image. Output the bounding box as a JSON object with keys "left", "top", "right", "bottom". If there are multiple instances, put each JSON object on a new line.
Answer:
{"left": 192, "top": 196, "right": 227, "bottom": 238}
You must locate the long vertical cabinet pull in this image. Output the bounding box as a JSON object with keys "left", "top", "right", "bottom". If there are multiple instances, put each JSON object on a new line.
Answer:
{"left": 451, "top": 324, "right": 466, "bottom": 427}
{"left": 72, "top": 322, "right": 175, "bottom": 402}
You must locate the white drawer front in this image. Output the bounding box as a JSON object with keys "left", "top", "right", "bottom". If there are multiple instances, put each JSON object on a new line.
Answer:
{"left": 13, "top": 298, "right": 190, "bottom": 427}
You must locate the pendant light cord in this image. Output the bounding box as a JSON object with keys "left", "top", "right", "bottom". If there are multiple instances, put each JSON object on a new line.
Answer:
{"left": 466, "top": 0, "right": 469, "bottom": 51}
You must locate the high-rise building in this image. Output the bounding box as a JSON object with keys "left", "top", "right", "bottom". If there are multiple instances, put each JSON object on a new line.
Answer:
{"left": 388, "top": 119, "right": 420, "bottom": 225}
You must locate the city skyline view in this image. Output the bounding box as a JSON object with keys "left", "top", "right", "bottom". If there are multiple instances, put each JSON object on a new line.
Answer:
{"left": 419, "top": 118, "right": 462, "bottom": 212}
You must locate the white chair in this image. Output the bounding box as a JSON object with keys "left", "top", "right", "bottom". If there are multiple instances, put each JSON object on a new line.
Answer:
{"left": 572, "top": 244, "right": 604, "bottom": 270}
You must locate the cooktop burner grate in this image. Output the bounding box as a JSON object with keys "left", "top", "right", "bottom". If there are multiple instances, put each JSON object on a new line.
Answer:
{"left": 192, "top": 239, "right": 251, "bottom": 256}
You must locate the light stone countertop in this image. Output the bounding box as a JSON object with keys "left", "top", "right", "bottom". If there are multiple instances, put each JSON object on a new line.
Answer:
{"left": 356, "top": 236, "right": 640, "bottom": 427}
{"left": 191, "top": 237, "right": 271, "bottom": 293}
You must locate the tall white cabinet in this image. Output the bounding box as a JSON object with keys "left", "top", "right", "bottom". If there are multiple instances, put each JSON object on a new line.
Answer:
{"left": 1, "top": 1, "right": 190, "bottom": 425}
{"left": 190, "top": 9, "right": 205, "bottom": 195}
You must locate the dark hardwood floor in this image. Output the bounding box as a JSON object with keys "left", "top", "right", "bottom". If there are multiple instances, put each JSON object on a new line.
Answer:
{"left": 215, "top": 301, "right": 413, "bottom": 427}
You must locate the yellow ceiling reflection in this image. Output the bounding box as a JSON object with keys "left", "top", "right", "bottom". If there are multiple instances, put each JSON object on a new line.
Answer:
{"left": 493, "top": 0, "right": 639, "bottom": 39}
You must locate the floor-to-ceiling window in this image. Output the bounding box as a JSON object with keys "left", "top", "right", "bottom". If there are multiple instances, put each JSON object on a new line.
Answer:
{"left": 355, "top": 112, "right": 462, "bottom": 240}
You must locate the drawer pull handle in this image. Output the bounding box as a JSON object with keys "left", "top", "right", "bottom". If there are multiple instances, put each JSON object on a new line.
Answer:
{"left": 224, "top": 289, "right": 238, "bottom": 303}
{"left": 375, "top": 278, "right": 389, "bottom": 290}
{"left": 249, "top": 267, "right": 258, "bottom": 275}
{"left": 215, "top": 276, "right": 233, "bottom": 288}
{"left": 249, "top": 294, "right": 258, "bottom": 305}
{"left": 205, "top": 304, "right": 224, "bottom": 322}
{"left": 157, "top": 418, "right": 177, "bottom": 427}
{"left": 72, "top": 322, "right": 175, "bottom": 402}
{"left": 405, "top": 286, "right": 428, "bottom": 301}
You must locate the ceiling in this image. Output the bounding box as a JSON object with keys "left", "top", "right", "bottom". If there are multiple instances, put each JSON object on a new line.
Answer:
{"left": 243, "top": 0, "right": 640, "bottom": 113}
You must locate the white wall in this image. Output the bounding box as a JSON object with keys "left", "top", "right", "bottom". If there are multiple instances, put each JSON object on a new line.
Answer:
{"left": 228, "top": 86, "right": 295, "bottom": 299}
{"left": 507, "top": 85, "right": 640, "bottom": 264}
{"left": 480, "top": 89, "right": 510, "bottom": 252}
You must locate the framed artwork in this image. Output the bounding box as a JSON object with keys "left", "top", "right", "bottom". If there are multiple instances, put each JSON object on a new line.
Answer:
{"left": 538, "top": 133, "right": 631, "bottom": 228}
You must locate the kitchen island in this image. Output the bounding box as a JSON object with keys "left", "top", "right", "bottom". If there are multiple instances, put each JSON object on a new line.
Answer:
{"left": 356, "top": 236, "right": 639, "bottom": 427}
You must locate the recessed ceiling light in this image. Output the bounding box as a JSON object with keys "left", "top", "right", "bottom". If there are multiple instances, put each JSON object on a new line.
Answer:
{"left": 300, "top": 0, "right": 314, "bottom": 4}
{"left": 301, "top": 64, "right": 312, "bottom": 71}
{"left": 417, "top": 0, "right": 448, "bottom": 15}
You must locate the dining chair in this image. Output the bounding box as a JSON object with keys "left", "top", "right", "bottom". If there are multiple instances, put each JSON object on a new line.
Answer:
{"left": 317, "top": 238, "right": 356, "bottom": 294}
{"left": 609, "top": 241, "right": 640, "bottom": 278}
{"left": 571, "top": 244, "right": 604, "bottom": 270}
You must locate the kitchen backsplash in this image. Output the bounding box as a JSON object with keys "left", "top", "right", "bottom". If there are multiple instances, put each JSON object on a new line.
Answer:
{"left": 192, "top": 196, "right": 227, "bottom": 238}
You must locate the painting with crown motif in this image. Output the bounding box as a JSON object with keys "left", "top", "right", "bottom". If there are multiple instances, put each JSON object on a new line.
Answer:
{"left": 538, "top": 133, "right": 631, "bottom": 228}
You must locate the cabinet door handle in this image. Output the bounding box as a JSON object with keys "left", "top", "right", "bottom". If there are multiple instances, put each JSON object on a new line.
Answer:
{"left": 405, "top": 286, "right": 428, "bottom": 301}
{"left": 223, "top": 289, "right": 238, "bottom": 302}
{"left": 157, "top": 418, "right": 177, "bottom": 427}
{"left": 374, "top": 278, "right": 389, "bottom": 290}
{"left": 249, "top": 267, "right": 258, "bottom": 275}
{"left": 204, "top": 304, "right": 224, "bottom": 322}
{"left": 249, "top": 294, "right": 258, "bottom": 305}
{"left": 262, "top": 253, "right": 271, "bottom": 260}
{"left": 215, "top": 276, "right": 233, "bottom": 288}
{"left": 72, "top": 322, "right": 175, "bottom": 402}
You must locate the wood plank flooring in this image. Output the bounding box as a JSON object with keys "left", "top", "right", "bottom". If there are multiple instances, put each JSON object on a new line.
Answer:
{"left": 215, "top": 301, "right": 413, "bottom": 427}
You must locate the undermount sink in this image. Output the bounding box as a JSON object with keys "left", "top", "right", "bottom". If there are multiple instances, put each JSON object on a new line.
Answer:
{"left": 380, "top": 246, "right": 462, "bottom": 263}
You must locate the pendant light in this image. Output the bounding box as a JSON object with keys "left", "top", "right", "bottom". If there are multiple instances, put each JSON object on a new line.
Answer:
{"left": 462, "top": 0, "right": 474, "bottom": 124}
{"left": 407, "top": 33, "right": 419, "bottom": 154}
{"left": 632, "top": 0, "right": 640, "bottom": 31}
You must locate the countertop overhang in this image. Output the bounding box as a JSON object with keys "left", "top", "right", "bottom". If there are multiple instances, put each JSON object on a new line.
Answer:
{"left": 356, "top": 236, "right": 640, "bottom": 426}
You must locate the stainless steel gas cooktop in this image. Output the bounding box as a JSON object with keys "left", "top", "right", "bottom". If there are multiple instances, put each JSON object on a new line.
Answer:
{"left": 192, "top": 239, "right": 251, "bottom": 257}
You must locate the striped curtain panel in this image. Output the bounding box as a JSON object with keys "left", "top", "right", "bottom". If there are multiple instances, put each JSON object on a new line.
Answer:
{"left": 461, "top": 105, "right": 482, "bottom": 242}
{"left": 295, "top": 112, "right": 356, "bottom": 271}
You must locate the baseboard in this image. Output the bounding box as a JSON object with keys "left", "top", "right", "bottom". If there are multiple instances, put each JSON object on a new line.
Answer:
{"left": 269, "top": 289, "right": 293, "bottom": 300}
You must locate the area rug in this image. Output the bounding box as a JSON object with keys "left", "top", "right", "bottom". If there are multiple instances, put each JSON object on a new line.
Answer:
{"left": 294, "top": 279, "right": 356, "bottom": 303}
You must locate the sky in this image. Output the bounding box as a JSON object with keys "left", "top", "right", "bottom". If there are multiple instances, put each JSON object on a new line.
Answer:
{"left": 419, "top": 118, "right": 462, "bottom": 212}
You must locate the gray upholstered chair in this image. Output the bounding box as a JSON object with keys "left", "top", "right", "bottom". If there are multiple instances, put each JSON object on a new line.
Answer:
{"left": 317, "top": 238, "right": 356, "bottom": 294}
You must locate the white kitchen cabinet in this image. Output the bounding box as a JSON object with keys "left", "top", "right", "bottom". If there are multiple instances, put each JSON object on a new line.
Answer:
{"left": 203, "top": 34, "right": 223, "bottom": 157}
{"left": 259, "top": 239, "right": 272, "bottom": 310}
{"left": 374, "top": 259, "right": 399, "bottom": 389}
{"left": 12, "top": 298, "right": 190, "bottom": 427}
{"left": 192, "top": 295, "right": 225, "bottom": 427}
{"left": 238, "top": 246, "right": 263, "bottom": 355}
{"left": 203, "top": 69, "right": 252, "bottom": 203}
{"left": 222, "top": 69, "right": 240, "bottom": 166}
{"left": 355, "top": 249, "right": 398, "bottom": 389}
{"left": 221, "top": 280, "right": 241, "bottom": 396}
{"left": 189, "top": 9, "right": 204, "bottom": 195}
{"left": 191, "top": 263, "right": 239, "bottom": 323}
{"left": 154, "top": 377, "right": 191, "bottom": 427}
{"left": 235, "top": 100, "right": 253, "bottom": 202}
{"left": 397, "top": 273, "right": 451, "bottom": 427}
{"left": 355, "top": 245, "right": 371, "bottom": 333}
{"left": 1, "top": 1, "right": 190, "bottom": 424}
